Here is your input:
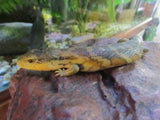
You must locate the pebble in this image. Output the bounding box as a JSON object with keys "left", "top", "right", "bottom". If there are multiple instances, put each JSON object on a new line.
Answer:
{"left": 0, "top": 59, "right": 20, "bottom": 91}
{"left": 0, "top": 75, "right": 4, "bottom": 82}
{"left": 0, "top": 64, "right": 11, "bottom": 75}
{"left": 45, "top": 32, "right": 72, "bottom": 49}
{"left": 0, "top": 80, "right": 10, "bottom": 87}
{"left": 3, "top": 72, "right": 13, "bottom": 81}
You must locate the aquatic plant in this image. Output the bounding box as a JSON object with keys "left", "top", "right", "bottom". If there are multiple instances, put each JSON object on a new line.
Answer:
{"left": 50, "top": 0, "right": 68, "bottom": 24}
{"left": 0, "top": 0, "right": 50, "bottom": 14}
{"left": 68, "top": 0, "right": 90, "bottom": 34}
{"left": 0, "top": 0, "right": 28, "bottom": 13}
{"left": 0, "top": 0, "right": 50, "bottom": 49}
{"left": 106, "top": 0, "right": 131, "bottom": 23}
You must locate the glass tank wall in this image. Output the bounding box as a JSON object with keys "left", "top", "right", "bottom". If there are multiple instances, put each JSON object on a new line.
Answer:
{"left": 0, "top": 0, "right": 159, "bottom": 92}
{"left": 42, "top": 0, "right": 159, "bottom": 47}
{"left": 45, "top": 0, "right": 158, "bottom": 34}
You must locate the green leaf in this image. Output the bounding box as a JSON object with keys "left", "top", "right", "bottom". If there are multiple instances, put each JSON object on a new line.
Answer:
{"left": 0, "top": 0, "right": 33, "bottom": 14}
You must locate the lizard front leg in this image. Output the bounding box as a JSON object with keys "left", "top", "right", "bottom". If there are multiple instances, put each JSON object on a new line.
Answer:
{"left": 55, "top": 64, "right": 79, "bottom": 76}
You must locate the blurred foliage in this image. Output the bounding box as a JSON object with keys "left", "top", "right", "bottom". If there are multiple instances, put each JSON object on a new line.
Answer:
{"left": 50, "top": 0, "right": 90, "bottom": 34}
{"left": 0, "top": 0, "right": 30, "bottom": 13}
{"left": 106, "top": 0, "right": 131, "bottom": 23}
{"left": 0, "top": 0, "right": 49, "bottom": 49}
{"left": 0, "top": 0, "right": 137, "bottom": 36}
{"left": 42, "top": 10, "right": 52, "bottom": 23}
{"left": 0, "top": 0, "right": 50, "bottom": 14}
{"left": 50, "top": 0, "right": 69, "bottom": 24}
{"left": 69, "top": 0, "right": 90, "bottom": 34}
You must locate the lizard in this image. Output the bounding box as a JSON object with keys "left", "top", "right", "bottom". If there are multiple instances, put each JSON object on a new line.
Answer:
{"left": 17, "top": 36, "right": 144, "bottom": 76}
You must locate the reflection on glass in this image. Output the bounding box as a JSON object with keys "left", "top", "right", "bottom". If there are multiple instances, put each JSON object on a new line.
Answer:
{"left": 45, "top": 0, "right": 158, "bottom": 38}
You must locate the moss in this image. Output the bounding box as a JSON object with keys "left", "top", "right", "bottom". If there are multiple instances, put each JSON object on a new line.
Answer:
{"left": 93, "top": 22, "right": 131, "bottom": 37}
{"left": 0, "top": 23, "right": 32, "bottom": 55}
{"left": 88, "top": 11, "right": 109, "bottom": 22}
{"left": 0, "top": 24, "right": 31, "bottom": 40}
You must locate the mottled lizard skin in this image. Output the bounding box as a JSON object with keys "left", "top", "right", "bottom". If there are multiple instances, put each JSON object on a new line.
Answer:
{"left": 17, "top": 36, "right": 143, "bottom": 76}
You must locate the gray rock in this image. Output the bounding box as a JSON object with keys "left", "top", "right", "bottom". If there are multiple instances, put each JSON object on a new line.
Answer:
{"left": 4, "top": 72, "right": 13, "bottom": 81}
{"left": 0, "top": 80, "right": 10, "bottom": 87}
{"left": 71, "top": 33, "right": 94, "bottom": 44}
{"left": 2, "top": 65, "right": 19, "bottom": 80}
{"left": 0, "top": 74, "right": 9, "bottom": 88}
{"left": 0, "top": 75, "right": 4, "bottom": 82}
{"left": 11, "top": 65, "right": 19, "bottom": 73}
{"left": 0, "top": 22, "right": 32, "bottom": 55}
{"left": 0, "top": 64, "right": 19, "bottom": 91}
{"left": 0, "top": 61, "right": 10, "bottom": 75}
{"left": 45, "top": 32, "right": 72, "bottom": 49}
{"left": 46, "top": 32, "right": 70, "bottom": 43}
{"left": 0, "top": 65, "right": 11, "bottom": 75}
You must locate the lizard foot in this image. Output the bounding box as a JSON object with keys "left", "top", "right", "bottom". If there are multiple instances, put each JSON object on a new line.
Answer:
{"left": 55, "top": 68, "right": 66, "bottom": 77}
{"left": 54, "top": 64, "right": 79, "bottom": 76}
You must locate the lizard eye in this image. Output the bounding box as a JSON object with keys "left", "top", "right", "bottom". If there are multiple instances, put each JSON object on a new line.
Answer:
{"left": 28, "top": 59, "right": 34, "bottom": 63}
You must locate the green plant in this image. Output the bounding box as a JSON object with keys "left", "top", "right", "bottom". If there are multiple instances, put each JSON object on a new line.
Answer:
{"left": 0, "top": 0, "right": 50, "bottom": 49}
{"left": 70, "top": 0, "right": 90, "bottom": 34}
{"left": 0, "top": 0, "right": 50, "bottom": 14}
{"left": 106, "top": 0, "right": 131, "bottom": 23}
{"left": 0, "top": 0, "right": 28, "bottom": 13}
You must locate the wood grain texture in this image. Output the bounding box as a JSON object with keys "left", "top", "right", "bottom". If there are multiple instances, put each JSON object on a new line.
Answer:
{"left": 0, "top": 90, "right": 10, "bottom": 120}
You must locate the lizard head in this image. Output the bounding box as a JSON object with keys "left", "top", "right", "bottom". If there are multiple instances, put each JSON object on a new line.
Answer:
{"left": 17, "top": 49, "right": 52, "bottom": 71}
{"left": 17, "top": 49, "right": 79, "bottom": 71}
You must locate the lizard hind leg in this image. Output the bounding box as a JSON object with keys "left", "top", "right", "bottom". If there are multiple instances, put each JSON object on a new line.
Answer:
{"left": 55, "top": 64, "right": 79, "bottom": 76}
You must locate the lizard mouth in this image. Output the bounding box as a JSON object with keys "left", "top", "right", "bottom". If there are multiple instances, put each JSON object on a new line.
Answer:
{"left": 17, "top": 57, "right": 33, "bottom": 69}
{"left": 17, "top": 60, "right": 37, "bottom": 71}
{"left": 17, "top": 59, "right": 28, "bottom": 69}
{"left": 17, "top": 58, "right": 23, "bottom": 67}
{"left": 17, "top": 58, "right": 51, "bottom": 71}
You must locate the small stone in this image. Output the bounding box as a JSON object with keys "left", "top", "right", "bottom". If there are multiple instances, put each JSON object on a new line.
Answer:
{"left": 45, "top": 32, "right": 71, "bottom": 49}
{"left": 0, "top": 65, "right": 11, "bottom": 75}
{"left": 1, "top": 80, "right": 10, "bottom": 86}
{"left": 0, "top": 61, "right": 9, "bottom": 66}
{"left": 71, "top": 33, "right": 94, "bottom": 44}
{"left": 11, "top": 65, "right": 19, "bottom": 73}
{"left": 3, "top": 72, "right": 12, "bottom": 81}
{"left": 0, "top": 75, "right": 4, "bottom": 82}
